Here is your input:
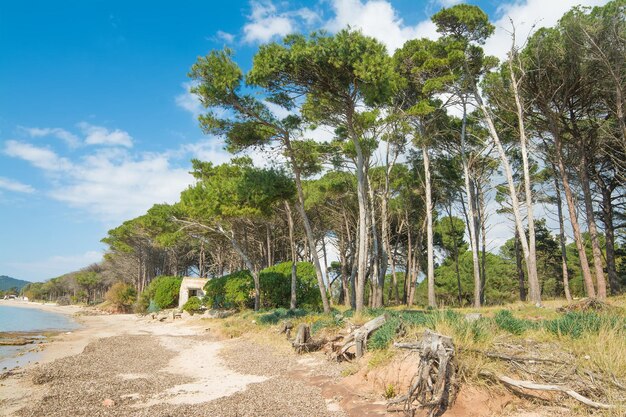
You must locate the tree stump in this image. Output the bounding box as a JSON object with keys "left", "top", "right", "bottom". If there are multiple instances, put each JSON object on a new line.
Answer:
{"left": 335, "top": 314, "right": 387, "bottom": 361}
{"left": 390, "top": 330, "right": 458, "bottom": 417}
{"left": 292, "top": 323, "right": 312, "bottom": 353}
{"left": 279, "top": 320, "right": 294, "bottom": 339}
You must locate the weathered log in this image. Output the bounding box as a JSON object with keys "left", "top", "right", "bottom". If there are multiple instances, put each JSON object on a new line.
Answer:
{"left": 480, "top": 371, "right": 615, "bottom": 410}
{"left": 388, "top": 330, "right": 458, "bottom": 417}
{"left": 338, "top": 314, "right": 387, "bottom": 360}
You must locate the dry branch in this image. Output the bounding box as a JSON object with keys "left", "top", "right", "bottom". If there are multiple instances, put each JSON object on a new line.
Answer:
{"left": 333, "top": 314, "right": 387, "bottom": 361}
{"left": 480, "top": 371, "right": 615, "bottom": 410}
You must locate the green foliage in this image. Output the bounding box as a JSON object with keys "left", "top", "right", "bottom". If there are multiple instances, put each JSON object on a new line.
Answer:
{"left": 419, "top": 251, "right": 517, "bottom": 307}
{"left": 204, "top": 262, "right": 322, "bottom": 310}
{"left": 182, "top": 296, "right": 204, "bottom": 315}
{"left": 105, "top": 282, "right": 136, "bottom": 313}
{"left": 544, "top": 312, "right": 625, "bottom": 339}
{"left": 204, "top": 270, "right": 254, "bottom": 309}
{"left": 137, "top": 276, "right": 183, "bottom": 312}
{"left": 256, "top": 308, "right": 308, "bottom": 325}
{"left": 494, "top": 310, "right": 538, "bottom": 335}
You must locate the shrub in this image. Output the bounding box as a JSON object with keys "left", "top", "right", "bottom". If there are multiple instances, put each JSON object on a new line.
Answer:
{"left": 183, "top": 296, "right": 203, "bottom": 315}
{"left": 204, "top": 270, "right": 254, "bottom": 309}
{"left": 204, "top": 262, "right": 322, "bottom": 310}
{"left": 105, "top": 282, "right": 137, "bottom": 313}
{"left": 136, "top": 276, "right": 183, "bottom": 313}
{"left": 259, "top": 261, "right": 322, "bottom": 309}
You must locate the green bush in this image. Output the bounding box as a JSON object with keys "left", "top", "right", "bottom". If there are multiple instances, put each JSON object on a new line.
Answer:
{"left": 260, "top": 261, "right": 322, "bottom": 309}
{"left": 105, "top": 282, "right": 137, "bottom": 312}
{"left": 136, "top": 276, "right": 183, "bottom": 313}
{"left": 182, "top": 296, "right": 203, "bottom": 315}
{"left": 203, "top": 262, "right": 322, "bottom": 310}
{"left": 204, "top": 270, "right": 254, "bottom": 309}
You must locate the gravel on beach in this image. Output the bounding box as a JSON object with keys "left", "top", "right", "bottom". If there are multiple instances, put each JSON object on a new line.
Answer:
{"left": 13, "top": 332, "right": 347, "bottom": 417}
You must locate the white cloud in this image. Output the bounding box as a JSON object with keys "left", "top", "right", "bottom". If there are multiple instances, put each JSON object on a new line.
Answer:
{"left": 77, "top": 122, "right": 133, "bottom": 147}
{"left": 325, "top": 0, "right": 438, "bottom": 52}
{"left": 216, "top": 30, "right": 235, "bottom": 43}
{"left": 3, "top": 133, "right": 245, "bottom": 223}
{"left": 484, "top": 0, "right": 609, "bottom": 60}
{"left": 242, "top": 1, "right": 320, "bottom": 44}
{"left": 175, "top": 82, "right": 203, "bottom": 119}
{"left": 437, "top": 0, "right": 462, "bottom": 6}
{"left": 0, "top": 177, "right": 35, "bottom": 193}
{"left": 19, "top": 126, "right": 81, "bottom": 148}
{"left": 244, "top": 1, "right": 294, "bottom": 43}
{"left": 48, "top": 150, "right": 191, "bottom": 221}
{"left": 4, "top": 140, "right": 73, "bottom": 171}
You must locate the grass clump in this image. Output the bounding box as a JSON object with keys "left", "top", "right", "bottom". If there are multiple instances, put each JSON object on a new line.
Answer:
{"left": 256, "top": 308, "right": 308, "bottom": 325}
{"left": 494, "top": 309, "right": 538, "bottom": 335}
{"left": 544, "top": 311, "right": 625, "bottom": 339}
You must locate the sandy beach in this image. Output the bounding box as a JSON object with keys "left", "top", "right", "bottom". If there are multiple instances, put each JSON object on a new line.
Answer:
{"left": 0, "top": 302, "right": 348, "bottom": 417}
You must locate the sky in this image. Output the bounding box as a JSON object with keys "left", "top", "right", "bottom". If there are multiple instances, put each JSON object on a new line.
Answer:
{"left": 0, "top": 0, "right": 609, "bottom": 282}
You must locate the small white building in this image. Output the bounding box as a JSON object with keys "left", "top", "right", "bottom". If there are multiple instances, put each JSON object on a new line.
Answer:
{"left": 178, "top": 277, "right": 209, "bottom": 308}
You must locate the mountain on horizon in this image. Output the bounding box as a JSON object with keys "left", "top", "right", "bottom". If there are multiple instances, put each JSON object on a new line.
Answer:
{"left": 0, "top": 275, "right": 31, "bottom": 292}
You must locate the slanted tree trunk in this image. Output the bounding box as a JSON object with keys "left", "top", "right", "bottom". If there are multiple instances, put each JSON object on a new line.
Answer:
{"left": 550, "top": 123, "right": 596, "bottom": 298}
{"left": 474, "top": 90, "right": 539, "bottom": 305}
{"left": 284, "top": 136, "right": 331, "bottom": 313}
{"left": 508, "top": 45, "right": 541, "bottom": 305}
{"left": 579, "top": 151, "right": 607, "bottom": 299}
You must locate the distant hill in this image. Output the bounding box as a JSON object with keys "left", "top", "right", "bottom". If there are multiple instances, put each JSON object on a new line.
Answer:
{"left": 0, "top": 276, "right": 31, "bottom": 292}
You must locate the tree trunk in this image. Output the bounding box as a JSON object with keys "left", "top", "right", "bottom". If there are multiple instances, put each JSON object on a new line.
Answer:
{"left": 552, "top": 164, "right": 572, "bottom": 302}
{"left": 446, "top": 204, "right": 463, "bottom": 306}
{"left": 579, "top": 152, "right": 607, "bottom": 300}
{"left": 515, "top": 231, "right": 526, "bottom": 302}
{"left": 508, "top": 54, "right": 541, "bottom": 305}
{"left": 354, "top": 137, "right": 370, "bottom": 312}
{"left": 551, "top": 125, "right": 596, "bottom": 298}
{"left": 423, "top": 146, "right": 437, "bottom": 308}
{"left": 285, "top": 137, "right": 331, "bottom": 313}
{"left": 599, "top": 182, "right": 619, "bottom": 295}
{"left": 474, "top": 91, "right": 539, "bottom": 305}
{"left": 285, "top": 201, "right": 298, "bottom": 310}
{"left": 460, "top": 103, "right": 482, "bottom": 308}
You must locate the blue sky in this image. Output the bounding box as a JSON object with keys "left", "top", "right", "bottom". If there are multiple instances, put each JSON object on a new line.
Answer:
{"left": 0, "top": 0, "right": 608, "bottom": 281}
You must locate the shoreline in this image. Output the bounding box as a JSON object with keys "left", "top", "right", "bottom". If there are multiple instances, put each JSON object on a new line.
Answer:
{"left": 1, "top": 307, "right": 344, "bottom": 416}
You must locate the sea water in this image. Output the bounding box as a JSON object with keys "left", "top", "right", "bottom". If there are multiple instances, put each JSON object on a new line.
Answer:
{"left": 0, "top": 304, "right": 79, "bottom": 367}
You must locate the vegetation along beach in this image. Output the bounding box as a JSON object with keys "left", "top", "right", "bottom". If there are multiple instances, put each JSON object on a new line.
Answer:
{"left": 0, "top": 0, "right": 624, "bottom": 416}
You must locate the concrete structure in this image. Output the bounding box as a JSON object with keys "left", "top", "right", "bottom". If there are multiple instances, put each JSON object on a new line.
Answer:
{"left": 178, "top": 277, "right": 209, "bottom": 308}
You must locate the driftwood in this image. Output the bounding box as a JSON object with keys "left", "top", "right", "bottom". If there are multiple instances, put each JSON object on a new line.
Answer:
{"left": 335, "top": 314, "right": 387, "bottom": 361}
{"left": 480, "top": 371, "right": 615, "bottom": 410}
{"left": 389, "top": 330, "right": 458, "bottom": 417}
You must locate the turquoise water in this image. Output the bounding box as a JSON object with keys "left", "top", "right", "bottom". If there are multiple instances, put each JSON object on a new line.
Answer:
{"left": 0, "top": 304, "right": 79, "bottom": 366}
{"left": 0, "top": 304, "right": 79, "bottom": 332}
